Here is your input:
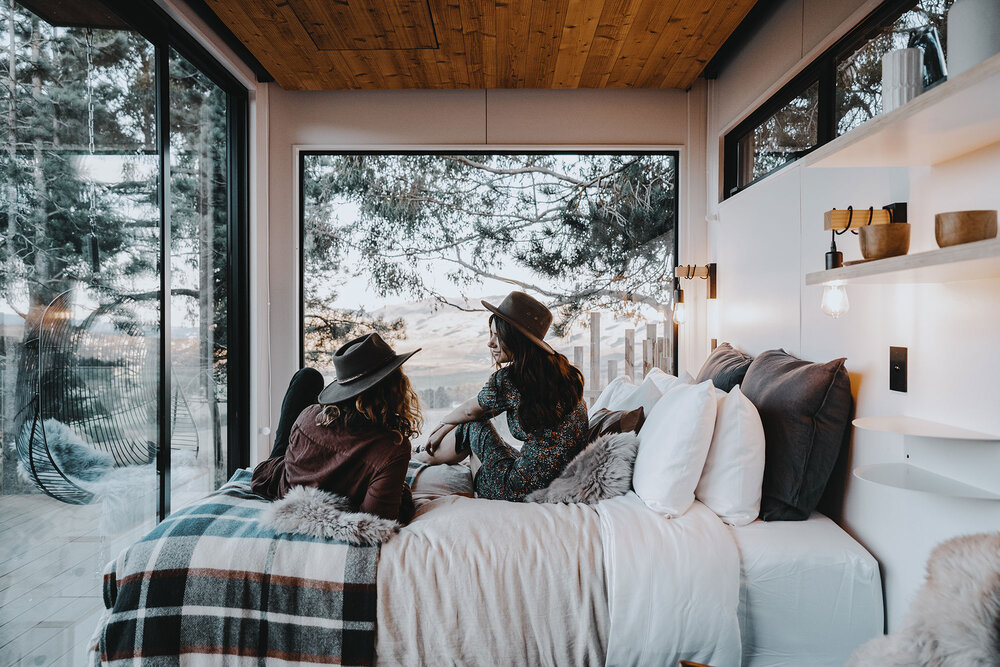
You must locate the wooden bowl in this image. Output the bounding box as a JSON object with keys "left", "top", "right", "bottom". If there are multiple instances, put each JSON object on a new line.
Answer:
{"left": 935, "top": 210, "right": 998, "bottom": 247}
{"left": 859, "top": 223, "right": 910, "bottom": 260}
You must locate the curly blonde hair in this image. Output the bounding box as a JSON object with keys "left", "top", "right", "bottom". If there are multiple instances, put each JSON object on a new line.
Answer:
{"left": 316, "top": 368, "right": 422, "bottom": 445}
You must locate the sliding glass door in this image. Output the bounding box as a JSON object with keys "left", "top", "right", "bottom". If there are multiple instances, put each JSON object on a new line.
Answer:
{"left": 168, "top": 47, "right": 233, "bottom": 504}
{"left": 0, "top": 1, "right": 248, "bottom": 660}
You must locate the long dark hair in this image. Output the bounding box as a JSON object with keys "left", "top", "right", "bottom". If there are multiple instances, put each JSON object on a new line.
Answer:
{"left": 317, "top": 368, "right": 423, "bottom": 445}
{"left": 491, "top": 315, "right": 584, "bottom": 432}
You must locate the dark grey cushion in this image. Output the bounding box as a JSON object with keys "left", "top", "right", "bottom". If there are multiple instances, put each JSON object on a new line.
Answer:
{"left": 695, "top": 342, "right": 753, "bottom": 392}
{"left": 741, "top": 349, "right": 853, "bottom": 521}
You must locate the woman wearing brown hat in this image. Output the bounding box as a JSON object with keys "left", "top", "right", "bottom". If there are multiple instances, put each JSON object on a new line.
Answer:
{"left": 415, "top": 291, "right": 588, "bottom": 501}
{"left": 251, "top": 333, "right": 422, "bottom": 522}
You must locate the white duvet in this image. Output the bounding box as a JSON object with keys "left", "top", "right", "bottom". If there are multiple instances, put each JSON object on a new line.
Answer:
{"left": 598, "top": 492, "right": 742, "bottom": 666}
{"left": 376, "top": 493, "right": 741, "bottom": 666}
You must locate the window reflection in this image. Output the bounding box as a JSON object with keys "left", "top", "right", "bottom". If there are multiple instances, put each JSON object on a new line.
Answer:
{"left": 836, "top": 0, "right": 953, "bottom": 135}
{"left": 737, "top": 82, "right": 819, "bottom": 187}
{"left": 169, "top": 48, "right": 230, "bottom": 502}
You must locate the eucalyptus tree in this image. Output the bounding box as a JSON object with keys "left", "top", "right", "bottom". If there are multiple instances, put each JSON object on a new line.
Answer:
{"left": 305, "top": 153, "right": 677, "bottom": 337}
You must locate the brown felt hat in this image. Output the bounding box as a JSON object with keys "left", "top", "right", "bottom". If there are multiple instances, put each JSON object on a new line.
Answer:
{"left": 318, "top": 333, "right": 419, "bottom": 405}
{"left": 481, "top": 291, "right": 555, "bottom": 355}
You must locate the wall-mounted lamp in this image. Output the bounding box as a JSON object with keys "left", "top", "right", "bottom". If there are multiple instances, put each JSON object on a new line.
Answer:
{"left": 675, "top": 263, "right": 717, "bottom": 298}
{"left": 821, "top": 280, "right": 849, "bottom": 318}
{"left": 672, "top": 263, "right": 717, "bottom": 325}
{"left": 824, "top": 202, "right": 908, "bottom": 269}
{"left": 672, "top": 278, "right": 687, "bottom": 325}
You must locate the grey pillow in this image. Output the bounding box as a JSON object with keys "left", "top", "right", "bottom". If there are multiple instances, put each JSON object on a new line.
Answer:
{"left": 525, "top": 431, "right": 639, "bottom": 504}
{"left": 740, "top": 349, "right": 853, "bottom": 521}
{"left": 695, "top": 342, "right": 753, "bottom": 392}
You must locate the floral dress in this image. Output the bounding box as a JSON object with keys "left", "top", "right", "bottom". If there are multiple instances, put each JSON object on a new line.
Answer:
{"left": 457, "top": 367, "right": 588, "bottom": 501}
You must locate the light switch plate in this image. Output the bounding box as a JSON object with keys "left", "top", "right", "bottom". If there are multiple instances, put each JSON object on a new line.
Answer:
{"left": 890, "top": 346, "right": 907, "bottom": 392}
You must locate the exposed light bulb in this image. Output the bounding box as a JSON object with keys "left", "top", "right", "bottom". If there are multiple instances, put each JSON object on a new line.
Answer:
{"left": 821, "top": 281, "right": 849, "bottom": 318}
{"left": 672, "top": 301, "right": 687, "bottom": 325}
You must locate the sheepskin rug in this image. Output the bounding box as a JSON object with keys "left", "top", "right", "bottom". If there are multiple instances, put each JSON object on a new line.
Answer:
{"left": 849, "top": 532, "right": 1000, "bottom": 666}
{"left": 259, "top": 485, "right": 400, "bottom": 545}
{"left": 15, "top": 418, "right": 115, "bottom": 483}
{"left": 525, "top": 431, "right": 639, "bottom": 504}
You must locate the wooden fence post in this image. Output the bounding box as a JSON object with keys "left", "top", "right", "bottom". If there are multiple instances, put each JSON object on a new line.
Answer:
{"left": 590, "top": 312, "right": 601, "bottom": 391}
{"left": 624, "top": 329, "right": 635, "bottom": 382}
{"left": 642, "top": 339, "right": 652, "bottom": 377}
{"left": 574, "top": 346, "right": 584, "bottom": 371}
{"left": 663, "top": 321, "right": 674, "bottom": 373}
{"left": 644, "top": 323, "right": 657, "bottom": 378}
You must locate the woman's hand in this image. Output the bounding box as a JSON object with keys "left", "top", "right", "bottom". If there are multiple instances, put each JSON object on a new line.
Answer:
{"left": 424, "top": 422, "right": 455, "bottom": 455}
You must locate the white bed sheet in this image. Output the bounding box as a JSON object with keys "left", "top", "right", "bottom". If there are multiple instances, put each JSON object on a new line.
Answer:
{"left": 598, "top": 493, "right": 741, "bottom": 667}
{"left": 729, "top": 512, "right": 884, "bottom": 667}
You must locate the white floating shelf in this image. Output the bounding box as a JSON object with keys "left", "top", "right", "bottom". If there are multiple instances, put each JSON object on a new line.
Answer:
{"left": 853, "top": 416, "right": 1000, "bottom": 441}
{"left": 804, "top": 51, "right": 1000, "bottom": 169}
{"left": 854, "top": 463, "right": 1000, "bottom": 500}
{"left": 805, "top": 238, "right": 1000, "bottom": 286}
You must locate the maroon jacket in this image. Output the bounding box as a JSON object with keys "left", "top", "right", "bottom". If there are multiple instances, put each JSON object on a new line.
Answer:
{"left": 251, "top": 404, "right": 414, "bottom": 522}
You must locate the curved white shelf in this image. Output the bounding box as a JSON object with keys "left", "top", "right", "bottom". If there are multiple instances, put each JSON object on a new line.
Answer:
{"left": 854, "top": 463, "right": 1000, "bottom": 500}
{"left": 852, "top": 416, "right": 1000, "bottom": 441}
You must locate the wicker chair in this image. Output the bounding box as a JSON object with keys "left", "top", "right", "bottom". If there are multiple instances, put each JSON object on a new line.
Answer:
{"left": 13, "top": 288, "right": 200, "bottom": 505}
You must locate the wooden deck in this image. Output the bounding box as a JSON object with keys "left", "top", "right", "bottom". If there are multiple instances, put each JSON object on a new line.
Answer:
{"left": 0, "top": 463, "right": 215, "bottom": 666}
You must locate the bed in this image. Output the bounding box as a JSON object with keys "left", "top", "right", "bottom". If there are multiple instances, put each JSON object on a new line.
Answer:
{"left": 93, "top": 349, "right": 883, "bottom": 665}
{"left": 92, "top": 469, "right": 882, "bottom": 666}
{"left": 378, "top": 483, "right": 882, "bottom": 666}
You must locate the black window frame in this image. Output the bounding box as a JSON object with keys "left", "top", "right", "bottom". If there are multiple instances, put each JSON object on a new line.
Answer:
{"left": 93, "top": 0, "right": 252, "bottom": 517}
{"left": 723, "top": 0, "right": 929, "bottom": 200}
{"left": 297, "top": 149, "right": 682, "bottom": 377}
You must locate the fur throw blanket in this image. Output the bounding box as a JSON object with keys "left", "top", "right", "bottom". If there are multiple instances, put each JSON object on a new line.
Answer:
{"left": 259, "top": 485, "right": 400, "bottom": 545}
{"left": 849, "top": 532, "right": 1000, "bottom": 666}
{"left": 525, "top": 431, "right": 639, "bottom": 504}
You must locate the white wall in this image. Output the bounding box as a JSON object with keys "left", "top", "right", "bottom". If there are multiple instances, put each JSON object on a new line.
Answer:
{"left": 262, "top": 87, "right": 692, "bottom": 461}
{"left": 707, "top": 0, "right": 1000, "bottom": 632}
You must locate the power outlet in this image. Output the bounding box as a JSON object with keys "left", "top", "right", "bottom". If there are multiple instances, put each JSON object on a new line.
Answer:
{"left": 890, "top": 346, "right": 907, "bottom": 392}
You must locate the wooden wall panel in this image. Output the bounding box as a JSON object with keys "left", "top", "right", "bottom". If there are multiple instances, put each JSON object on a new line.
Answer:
{"left": 204, "top": 0, "right": 758, "bottom": 90}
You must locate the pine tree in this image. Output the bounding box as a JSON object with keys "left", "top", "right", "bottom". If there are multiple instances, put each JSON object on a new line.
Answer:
{"left": 0, "top": 6, "right": 159, "bottom": 491}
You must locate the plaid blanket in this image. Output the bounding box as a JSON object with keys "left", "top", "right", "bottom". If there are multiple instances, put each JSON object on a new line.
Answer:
{"left": 93, "top": 469, "right": 380, "bottom": 666}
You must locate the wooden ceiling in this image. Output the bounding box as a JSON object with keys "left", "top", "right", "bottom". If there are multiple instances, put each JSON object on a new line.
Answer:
{"left": 202, "top": 0, "right": 759, "bottom": 91}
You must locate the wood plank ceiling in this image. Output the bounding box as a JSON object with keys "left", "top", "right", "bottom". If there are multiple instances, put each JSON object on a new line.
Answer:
{"left": 203, "top": 0, "right": 758, "bottom": 90}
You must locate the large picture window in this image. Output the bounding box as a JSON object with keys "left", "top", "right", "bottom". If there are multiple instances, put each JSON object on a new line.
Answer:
{"left": 0, "top": 0, "right": 248, "bottom": 661}
{"left": 300, "top": 152, "right": 678, "bottom": 447}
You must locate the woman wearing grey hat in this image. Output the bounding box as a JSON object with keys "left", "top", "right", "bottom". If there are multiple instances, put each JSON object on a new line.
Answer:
{"left": 251, "top": 333, "right": 422, "bottom": 521}
{"left": 415, "top": 291, "right": 588, "bottom": 501}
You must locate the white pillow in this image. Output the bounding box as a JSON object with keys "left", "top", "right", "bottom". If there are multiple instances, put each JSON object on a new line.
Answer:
{"left": 588, "top": 376, "right": 636, "bottom": 418}
{"left": 632, "top": 379, "right": 717, "bottom": 517}
{"left": 607, "top": 374, "right": 663, "bottom": 417}
{"left": 695, "top": 385, "right": 766, "bottom": 526}
{"left": 643, "top": 367, "right": 680, "bottom": 394}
